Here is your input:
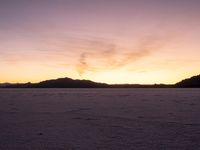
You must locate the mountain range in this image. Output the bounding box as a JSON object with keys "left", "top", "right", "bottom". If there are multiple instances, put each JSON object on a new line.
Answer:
{"left": 0, "top": 75, "right": 200, "bottom": 88}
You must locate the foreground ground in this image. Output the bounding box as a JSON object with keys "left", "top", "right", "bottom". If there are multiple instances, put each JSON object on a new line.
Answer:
{"left": 0, "top": 88, "right": 200, "bottom": 150}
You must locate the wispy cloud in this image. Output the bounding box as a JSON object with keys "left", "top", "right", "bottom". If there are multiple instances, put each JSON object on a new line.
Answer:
{"left": 76, "top": 34, "right": 169, "bottom": 75}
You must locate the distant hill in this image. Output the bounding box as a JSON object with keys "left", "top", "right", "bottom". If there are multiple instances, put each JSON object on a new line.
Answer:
{"left": 1, "top": 74, "right": 200, "bottom": 88}
{"left": 175, "top": 75, "right": 200, "bottom": 88}
{"left": 5, "top": 77, "right": 108, "bottom": 88}
{"left": 36, "top": 77, "right": 109, "bottom": 88}
{"left": 1, "top": 77, "right": 172, "bottom": 88}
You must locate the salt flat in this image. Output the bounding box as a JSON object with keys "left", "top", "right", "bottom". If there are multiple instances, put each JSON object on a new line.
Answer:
{"left": 0, "top": 88, "right": 200, "bottom": 150}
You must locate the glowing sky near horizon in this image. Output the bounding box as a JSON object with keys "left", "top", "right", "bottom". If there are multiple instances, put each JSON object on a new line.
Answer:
{"left": 0, "top": 0, "right": 200, "bottom": 84}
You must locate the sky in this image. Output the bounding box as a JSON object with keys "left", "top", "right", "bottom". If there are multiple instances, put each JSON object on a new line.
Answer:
{"left": 0, "top": 0, "right": 200, "bottom": 84}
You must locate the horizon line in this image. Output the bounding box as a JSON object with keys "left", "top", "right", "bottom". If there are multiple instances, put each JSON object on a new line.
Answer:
{"left": 1, "top": 74, "right": 199, "bottom": 85}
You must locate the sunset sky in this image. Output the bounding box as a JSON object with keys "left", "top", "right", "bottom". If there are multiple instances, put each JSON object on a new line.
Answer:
{"left": 0, "top": 0, "right": 200, "bottom": 84}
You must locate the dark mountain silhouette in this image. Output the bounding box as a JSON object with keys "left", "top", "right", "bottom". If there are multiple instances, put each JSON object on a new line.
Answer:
{"left": 1, "top": 74, "right": 200, "bottom": 88}
{"left": 175, "top": 75, "right": 200, "bottom": 88}
{"left": 0, "top": 77, "right": 172, "bottom": 88}
{"left": 37, "top": 77, "right": 109, "bottom": 88}
{"left": 4, "top": 77, "right": 108, "bottom": 88}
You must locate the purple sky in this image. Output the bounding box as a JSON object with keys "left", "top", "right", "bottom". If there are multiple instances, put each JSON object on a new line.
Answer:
{"left": 1, "top": 0, "right": 200, "bottom": 83}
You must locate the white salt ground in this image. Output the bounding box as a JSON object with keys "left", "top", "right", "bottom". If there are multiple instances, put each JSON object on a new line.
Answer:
{"left": 0, "top": 88, "right": 200, "bottom": 150}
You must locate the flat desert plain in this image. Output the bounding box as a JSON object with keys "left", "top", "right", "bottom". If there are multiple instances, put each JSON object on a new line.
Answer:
{"left": 0, "top": 88, "right": 200, "bottom": 150}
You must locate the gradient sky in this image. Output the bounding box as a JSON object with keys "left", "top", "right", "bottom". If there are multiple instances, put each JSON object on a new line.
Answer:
{"left": 1, "top": 0, "right": 200, "bottom": 84}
